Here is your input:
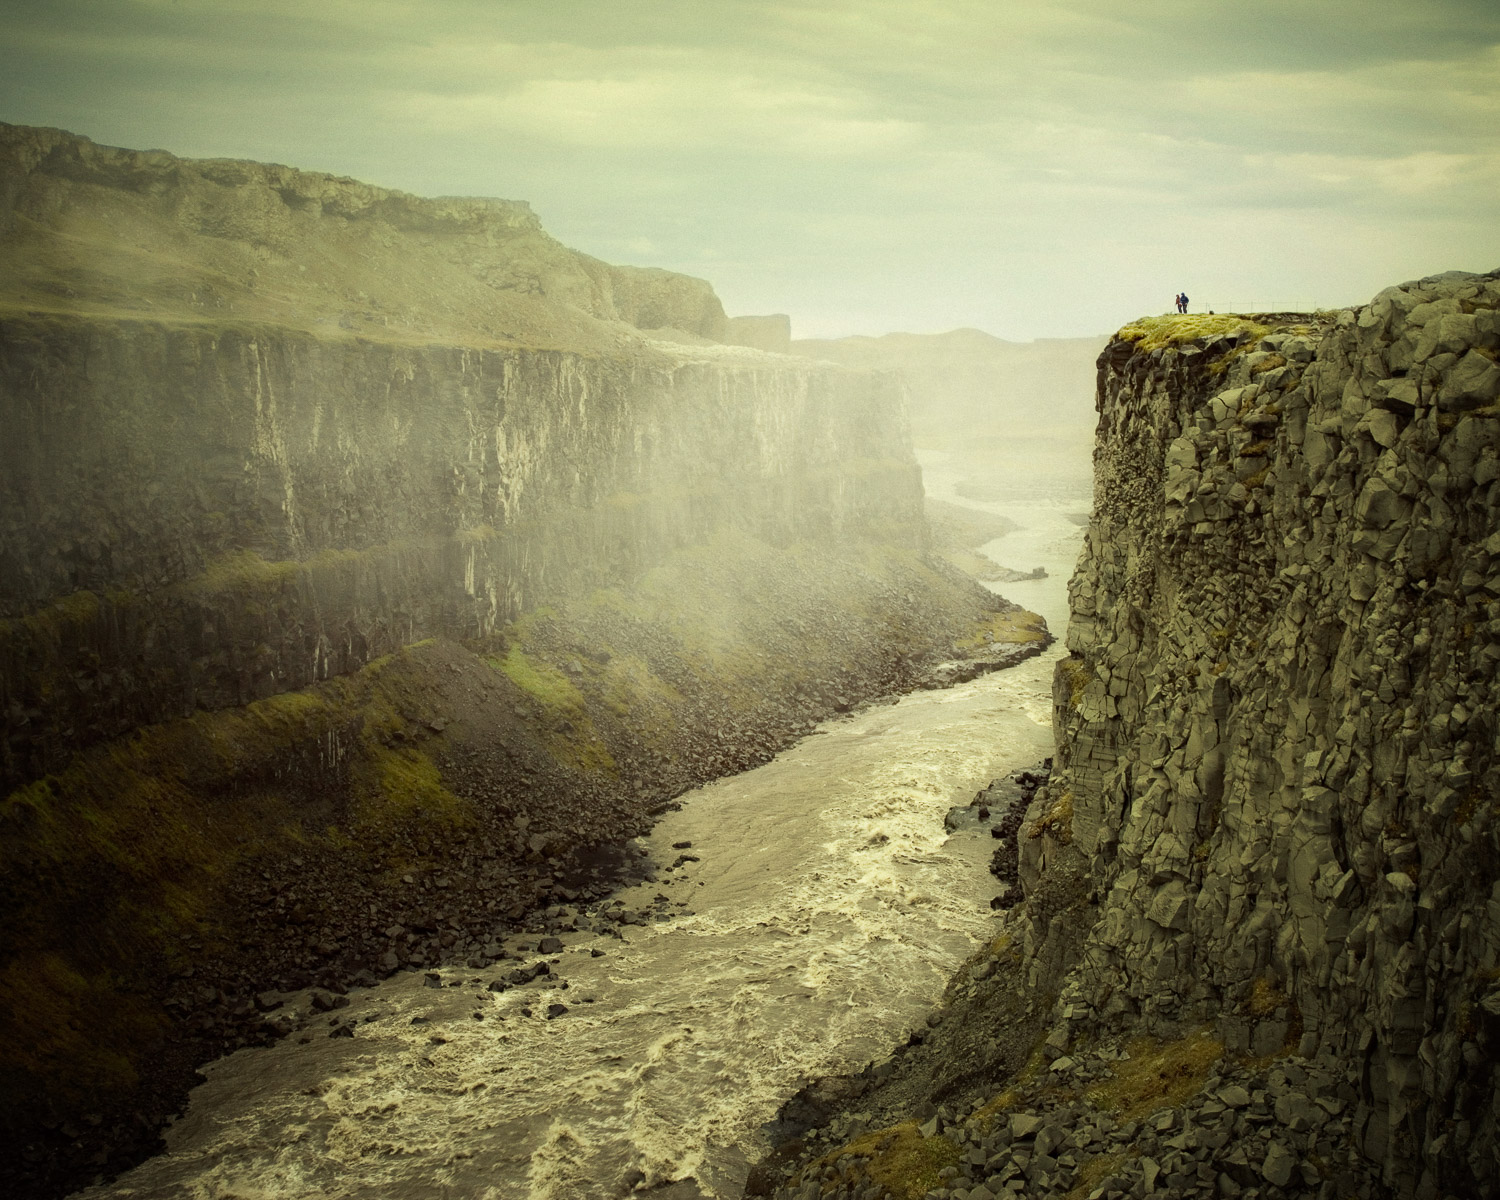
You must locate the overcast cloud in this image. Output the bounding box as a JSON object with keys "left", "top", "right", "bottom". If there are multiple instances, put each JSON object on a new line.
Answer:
{"left": 2, "top": 0, "right": 1496, "bottom": 338}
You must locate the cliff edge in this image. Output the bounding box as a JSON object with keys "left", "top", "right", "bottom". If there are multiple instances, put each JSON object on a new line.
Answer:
{"left": 749, "top": 270, "right": 1500, "bottom": 1200}
{"left": 1041, "top": 270, "right": 1500, "bottom": 1198}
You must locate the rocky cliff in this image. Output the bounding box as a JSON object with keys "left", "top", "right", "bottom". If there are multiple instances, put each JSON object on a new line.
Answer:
{"left": 749, "top": 271, "right": 1500, "bottom": 1200}
{"left": 1039, "top": 270, "right": 1500, "bottom": 1197}
{"left": 0, "top": 123, "right": 934, "bottom": 787}
{"left": 0, "top": 317, "right": 923, "bottom": 787}
{"left": 0, "top": 125, "right": 1044, "bottom": 1197}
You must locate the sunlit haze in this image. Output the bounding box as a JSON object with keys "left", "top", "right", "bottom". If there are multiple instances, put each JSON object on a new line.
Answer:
{"left": 3, "top": 0, "right": 1497, "bottom": 338}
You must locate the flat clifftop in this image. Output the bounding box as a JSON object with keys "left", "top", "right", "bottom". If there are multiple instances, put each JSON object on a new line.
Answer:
{"left": 0, "top": 122, "right": 727, "bottom": 352}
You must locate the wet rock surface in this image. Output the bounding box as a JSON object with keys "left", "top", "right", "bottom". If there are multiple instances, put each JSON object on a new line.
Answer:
{"left": 938, "top": 765, "right": 1049, "bottom": 910}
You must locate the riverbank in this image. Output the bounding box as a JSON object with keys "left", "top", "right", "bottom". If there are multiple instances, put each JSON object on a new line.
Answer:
{"left": 5, "top": 532, "right": 1046, "bottom": 1200}
{"left": 72, "top": 641, "right": 1065, "bottom": 1200}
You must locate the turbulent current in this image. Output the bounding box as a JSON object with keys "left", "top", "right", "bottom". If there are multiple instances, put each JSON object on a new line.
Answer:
{"left": 83, "top": 456, "right": 1087, "bottom": 1200}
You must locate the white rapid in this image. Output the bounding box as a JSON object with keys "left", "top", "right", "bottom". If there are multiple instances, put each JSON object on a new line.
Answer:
{"left": 83, "top": 459, "right": 1089, "bottom": 1200}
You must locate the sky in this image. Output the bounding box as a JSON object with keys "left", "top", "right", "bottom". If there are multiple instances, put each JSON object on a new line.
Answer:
{"left": 2, "top": 0, "right": 1497, "bottom": 340}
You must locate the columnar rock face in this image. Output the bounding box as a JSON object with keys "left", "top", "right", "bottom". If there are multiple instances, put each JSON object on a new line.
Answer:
{"left": 0, "top": 320, "right": 918, "bottom": 787}
{"left": 1041, "top": 271, "right": 1500, "bottom": 1196}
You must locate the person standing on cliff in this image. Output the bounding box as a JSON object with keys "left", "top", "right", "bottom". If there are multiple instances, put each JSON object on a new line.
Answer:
{"left": 1180, "top": 292, "right": 1190, "bottom": 313}
{"left": 1173, "top": 293, "right": 1183, "bottom": 313}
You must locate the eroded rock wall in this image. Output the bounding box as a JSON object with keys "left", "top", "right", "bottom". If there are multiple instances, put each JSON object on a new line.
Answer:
{"left": 2, "top": 123, "right": 931, "bottom": 790}
{"left": 0, "top": 128, "right": 1025, "bottom": 1197}
{"left": 1041, "top": 270, "right": 1500, "bottom": 1196}
{"left": 0, "top": 317, "right": 919, "bottom": 787}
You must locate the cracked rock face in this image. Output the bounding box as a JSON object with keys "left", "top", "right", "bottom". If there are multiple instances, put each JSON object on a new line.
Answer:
{"left": 1043, "top": 269, "right": 1500, "bottom": 1197}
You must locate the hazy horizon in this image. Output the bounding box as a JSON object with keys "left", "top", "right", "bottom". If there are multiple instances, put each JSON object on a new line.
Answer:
{"left": 3, "top": 0, "right": 1496, "bottom": 340}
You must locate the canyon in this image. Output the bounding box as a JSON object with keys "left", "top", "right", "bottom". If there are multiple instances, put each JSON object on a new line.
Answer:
{"left": 0, "top": 123, "right": 1044, "bottom": 1197}
{"left": 3, "top": 120, "right": 1496, "bottom": 1200}
{"left": 751, "top": 272, "right": 1500, "bottom": 1200}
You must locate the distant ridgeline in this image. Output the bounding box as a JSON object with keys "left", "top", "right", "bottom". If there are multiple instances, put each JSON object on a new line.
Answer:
{"left": 0, "top": 123, "right": 1042, "bottom": 1196}
{"left": 750, "top": 271, "right": 1500, "bottom": 1200}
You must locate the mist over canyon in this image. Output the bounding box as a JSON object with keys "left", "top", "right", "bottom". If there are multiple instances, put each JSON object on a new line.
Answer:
{"left": 1, "top": 122, "right": 1497, "bottom": 1200}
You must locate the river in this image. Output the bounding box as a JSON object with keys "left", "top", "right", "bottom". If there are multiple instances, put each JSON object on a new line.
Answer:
{"left": 82, "top": 450, "right": 1089, "bottom": 1200}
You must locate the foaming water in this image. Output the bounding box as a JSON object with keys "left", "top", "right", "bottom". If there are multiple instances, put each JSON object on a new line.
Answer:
{"left": 82, "top": 470, "right": 1088, "bottom": 1200}
{"left": 81, "top": 656, "right": 1061, "bottom": 1200}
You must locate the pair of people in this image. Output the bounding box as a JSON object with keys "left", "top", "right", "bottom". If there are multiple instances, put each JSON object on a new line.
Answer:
{"left": 1174, "top": 292, "right": 1190, "bottom": 314}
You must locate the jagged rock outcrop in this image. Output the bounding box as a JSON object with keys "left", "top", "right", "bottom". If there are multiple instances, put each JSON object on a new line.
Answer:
{"left": 727, "top": 314, "right": 793, "bottom": 354}
{"left": 1034, "top": 270, "right": 1500, "bottom": 1197}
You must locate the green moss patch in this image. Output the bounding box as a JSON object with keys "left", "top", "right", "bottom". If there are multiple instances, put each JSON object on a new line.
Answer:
{"left": 495, "top": 642, "right": 586, "bottom": 716}
{"left": 0, "top": 641, "right": 482, "bottom": 1123}
{"left": 0, "top": 952, "right": 160, "bottom": 1110}
{"left": 797, "top": 1120, "right": 960, "bottom": 1200}
{"left": 954, "top": 608, "right": 1048, "bottom": 650}
{"left": 1058, "top": 656, "right": 1090, "bottom": 707}
{"left": 0, "top": 588, "right": 103, "bottom": 647}
{"left": 356, "top": 744, "right": 473, "bottom": 836}
{"left": 489, "top": 637, "right": 617, "bottom": 775}
{"left": 1062, "top": 1151, "right": 1135, "bottom": 1200}
{"left": 1028, "top": 789, "right": 1075, "bottom": 845}
{"left": 1085, "top": 1029, "right": 1225, "bottom": 1119}
{"left": 176, "top": 545, "right": 384, "bottom": 599}
{"left": 1116, "top": 315, "right": 1271, "bottom": 352}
